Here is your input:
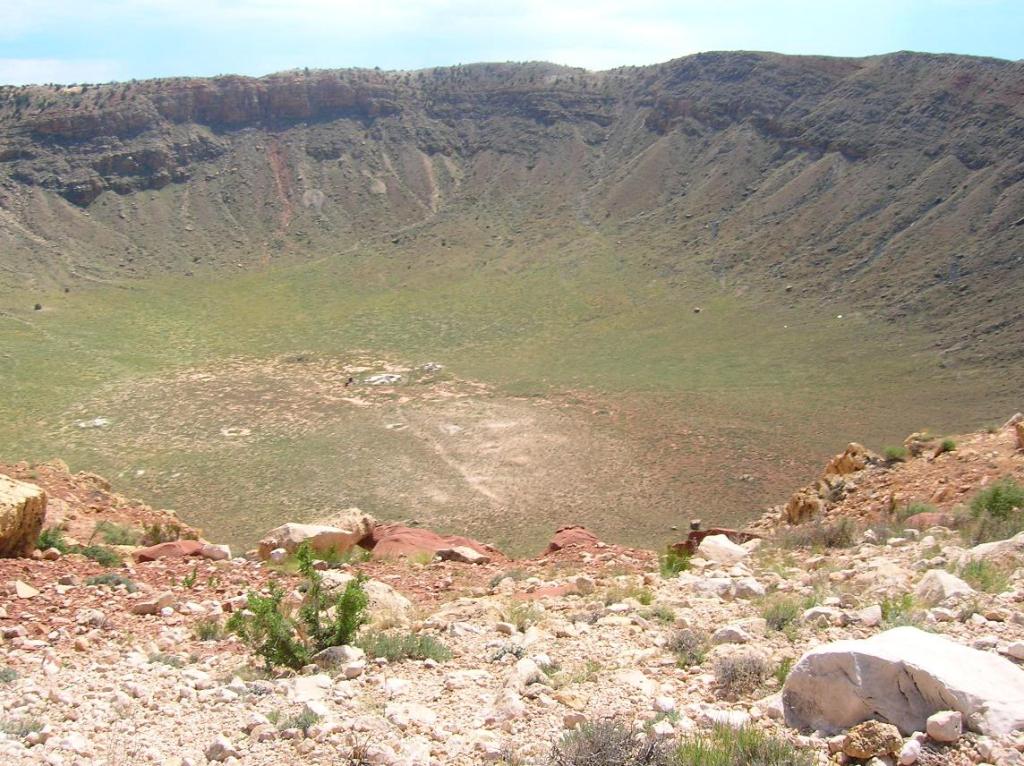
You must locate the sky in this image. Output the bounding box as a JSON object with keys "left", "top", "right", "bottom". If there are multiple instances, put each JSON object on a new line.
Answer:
{"left": 0, "top": 0, "right": 1021, "bottom": 86}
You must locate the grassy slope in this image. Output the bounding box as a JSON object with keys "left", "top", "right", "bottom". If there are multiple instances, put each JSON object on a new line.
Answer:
{"left": 1, "top": 232, "right": 1014, "bottom": 553}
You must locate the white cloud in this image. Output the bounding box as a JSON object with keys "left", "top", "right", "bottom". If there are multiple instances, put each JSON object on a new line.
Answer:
{"left": 0, "top": 58, "right": 123, "bottom": 86}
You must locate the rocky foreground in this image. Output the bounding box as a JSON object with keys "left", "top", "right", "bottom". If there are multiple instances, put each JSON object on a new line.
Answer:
{"left": 1, "top": 419, "right": 1024, "bottom": 765}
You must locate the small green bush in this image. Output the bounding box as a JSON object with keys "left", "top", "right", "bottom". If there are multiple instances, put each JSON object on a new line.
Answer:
{"left": 881, "top": 593, "right": 921, "bottom": 628}
{"left": 356, "top": 631, "right": 452, "bottom": 663}
{"left": 937, "top": 438, "right": 956, "bottom": 455}
{"left": 647, "top": 605, "right": 676, "bottom": 624}
{"left": 675, "top": 725, "right": 813, "bottom": 766}
{"left": 549, "top": 719, "right": 671, "bottom": 766}
{"left": 93, "top": 520, "right": 139, "bottom": 546}
{"left": 76, "top": 544, "right": 122, "bottom": 567}
{"left": 714, "top": 652, "right": 768, "bottom": 696}
{"left": 141, "top": 522, "right": 184, "bottom": 546}
{"left": 602, "top": 584, "right": 653, "bottom": 606}
{"left": 86, "top": 572, "right": 138, "bottom": 592}
{"left": 148, "top": 652, "right": 183, "bottom": 668}
{"left": 958, "top": 560, "right": 1011, "bottom": 593}
{"left": 0, "top": 716, "right": 43, "bottom": 738}
{"left": 37, "top": 526, "right": 69, "bottom": 553}
{"left": 773, "top": 657, "right": 794, "bottom": 686}
{"left": 761, "top": 596, "right": 801, "bottom": 633}
{"left": 193, "top": 617, "right": 226, "bottom": 642}
{"left": 281, "top": 709, "right": 320, "bottom": 733}
{"left": 0, "top": 667, "right": 17, "bottom": 684}
{"left": 226, "top": 543, "right": 369, "bottom": 670}
{"left": 659, "top": 548, "right": 691, "bottom": 578}
{"left": 884, "top": 445, "right": 909, "bottom": 462}
{"left": 971, "top": 479, "right": 1024, "bottom": 520}
{"left": 667, "top": 628, "right": 710, "bottom": 667}
{"left": 503, "top": 602, "right": 542, "bottom": 631}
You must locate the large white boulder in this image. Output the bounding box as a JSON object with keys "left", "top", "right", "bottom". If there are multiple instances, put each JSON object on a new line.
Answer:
{"left": 256, "top": 509, "right": 375, "bottom": 559}
{"left": 697, "top": 534, "right": 749, "bottom": 564}
{"left": 965, "top": 531, "right": 1024, "bottom": 566}
{"left": 783, "top": 626, "right": 1024, "bottom": 736}
{"left": 0, "top": 475, "right": 46, "bottom": 558}
{"left": 915, "top": 569, "right": 974, "bottom": 605}
{"left": 321, "top": 570, "right": 412, "bottom": 625}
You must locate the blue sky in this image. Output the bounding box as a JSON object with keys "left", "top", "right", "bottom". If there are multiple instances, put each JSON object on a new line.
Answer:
{"left": 1, "top": 1, "right": 1021, "bottom": 85}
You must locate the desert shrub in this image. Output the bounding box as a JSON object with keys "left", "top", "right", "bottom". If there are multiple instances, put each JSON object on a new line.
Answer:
{"left": 0, "top": 716, "right": 43, "bottom": 738}
{"left": 659, "top": 548, "right": 691, "bottom": 578}
{"left": 227, "top": 543, "right": 369, "bottom": 670}
{"left": 503, "top": 602, "right": 542, "bottom": 631}
{"left": 193, "top": 617, "right": 226, "bottom": 642}
{"left": 86, "top": 572, "right": 137, "bottom": 592}
{"left": 963, "top": 478, "right": 1024, "bottom": 544}
{"left": 356, "top": 631, "right": 452, "bottom": 663}
{"left": 37, "top": 526, "right": 69, "bottom": 553}
{"left": 647, "top": 605, "right": 676, "bottom": 624}
{"left": 880, "top": 593, "right": 921, "bottom": 628}
{"left": 549, "top": 719, "right": 672, "bottom": 766}
{"left": 958, "top": 560, "right": 1011, "bottom": 593}
{"left": 148, "top": 651, "right": 183, "bottom": 668}
{"left": 884, "top": 445, "right": 909, "bottom": 462}
{"left": 714, "top": 652, "right": 768, "bottom": 696}
{"left": 0, "top": 667, "right": 16, "bottom": 684}
{"left": 895, "top": 501, "right": 936, "bottom": 524}
{"left": 76, "top": 544, "right": 122, "bottom": 567}
{"left": 761, "top": 596, "right": 801, "bottom": 633}
{"left": 667, "top": 628, "right": 710, "bottom": 667}
{"left": 93, "top": 520, "right": 138, "bottom": 546}
{"left": 675, "top": 725, "right": 813, "bottom": 766}
{"left": 489, "top": 569, "right": 529, "bottom": 589}
{"left": 281, "top": 709, "right": 320, "bottom": 733}
{"left": 937, "top": 438, "right": 956, "bottom": 455}
{"left": 602, "top": 584, "right": 654, "bottom": 606}
{"left": 140, "top": 522, "right": 183, "bottom": 546}
{"left": 773, "top": 657, "right": 795, "bottom": 686}
{"left": 777, "top": 517, "right": 855, "bottom": 549}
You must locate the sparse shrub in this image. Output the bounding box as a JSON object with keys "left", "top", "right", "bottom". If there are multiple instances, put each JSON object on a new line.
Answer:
{"left": 895, "top": 501, "right": 936, "bottom": 524}
{"left": 761, "top": 596, "right": 801, "bottom": 633}
{"left": 141, "top": 522, "right": 183, "bottom": 546}
{"left": 549, "top": 719, "right": 671, "bottom": 766}
{"left": 37, "top": 526, "right": 69, "bottom": 553}
{"left": 489, "top": 569, "right": 528, "bottom": 589}
{"left": 778, "top": 517, "right": 855, "bottom": 549}
{"left": 884, "top": 445, "right": 909, "bottom": 462}
{"left": 648, "top": 605, "right": 676, "bottom": 624}
{"left": 714, "top": 652, "right": 768, "bottom": 696}
{"left": 964, "top": 478, "right": 1024, "bottom": 544}
{"left": 86, "top": 572, "right": 137, "bottom": 592}
{"left": 148, "top": 651, "right": 183, "bottom": 668}
{"left": 675, "top": 725, "right": 813, "bottom": 766}
{"left": 958, "top": 560, "right": 1011, "bottom": 594}
{"left": 971, "top": 478, "right": 1024, "bottom": 520}
{"left": 356, "top": 631, "right": 452, "bottom": 663}
{"left": 667, "top": 628, "right": 710, "bottom": 667}
{"left": 193, "top": 617, "right": 226, "bottom": 642}
{"left": 503, "top": 602, "right": 542, "bottom": 631}
{"left": 490, "top": 643, "right": 527, "bottom": 662}
{"left": 76, "top": 544, "right": 122, "bottom": 567}
{"left": 0, "top": 716, "right": 44, "bottom": 738}
{"left": 93, "top": 520, "right": 139, "bottom": 546}
{"left": 880, "top": 593, "right": 921, "bottom": 628}
{"left": 182, "top": 565, "right": 198, "bottom": 589}
{"left": 937, "top": 438, "right": 956, "bottom": 455}
{"left": 281, "top": 709, "right": 320, "bottom": 733}
{"left": 226, "top": 543, "right": 369, "bottom": 670}
{"left": 773, "top": 657, "right": 794, "bottom": 686}
{"left": 659, "top": 548, "right": 691, "bottom": 578}
{"left": 0, "top": 667, "right": 16, "bottom": 684}
{"left": 602, "top": 584, "right": 653, "bottom": 606}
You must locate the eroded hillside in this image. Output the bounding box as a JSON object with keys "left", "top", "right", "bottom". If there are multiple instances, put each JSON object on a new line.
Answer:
{"left": 1, "top": 52, "right": 1023, "bottom": 362}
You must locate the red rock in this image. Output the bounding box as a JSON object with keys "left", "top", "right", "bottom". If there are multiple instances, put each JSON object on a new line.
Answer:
{"left": 902, "top": 512, "right": 957, "bottom": 530}
{"left": 134, "top": 540, "right": 204, "bottom": 562}
{"left": 544, "top": 526, "right": 600, "bottom": 554}
{"left": 361, "top": 524, "right": 499, "bottom": 561}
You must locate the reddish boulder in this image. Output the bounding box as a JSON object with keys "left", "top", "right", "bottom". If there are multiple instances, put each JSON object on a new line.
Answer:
{"left": 361, "top": 523, "right": 499, "bottom": 561}
{"left": 134, "top": 539, "right": 204, "bottom": 563}
{"left": 544, "top": 526, "right": 600, "bottom": 554}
